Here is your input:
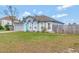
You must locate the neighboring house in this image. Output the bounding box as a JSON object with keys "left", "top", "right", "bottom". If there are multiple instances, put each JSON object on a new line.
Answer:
{"left": 0, "top": 16, "right": 12, "bottom": 26}
{"left": 0, "top": 16, "right": 20, "bottom": 30}
{"left": 0, "top": 16, "right": 19, "bottom": 26}
{"left": 14, "top": 15, "right": 64, "bottom": 32}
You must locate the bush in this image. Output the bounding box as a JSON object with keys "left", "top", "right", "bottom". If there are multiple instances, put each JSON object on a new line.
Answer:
{"left": 0, "top": 25, "right": 4, "bottom": 30}
{"left": 4, "top": 24, "right": 10, "bottom": 31}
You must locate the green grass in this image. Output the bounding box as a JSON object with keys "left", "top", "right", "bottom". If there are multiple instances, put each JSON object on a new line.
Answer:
{"left": 0, "top": 32, "right": 79, "bottom": 52}
{"left": 0, "top": 32, "right": 61, "bottom": 42}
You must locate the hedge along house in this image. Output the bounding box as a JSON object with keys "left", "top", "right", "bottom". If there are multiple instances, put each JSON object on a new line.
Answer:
{"left": 14, "top": 15, "right": 64, "bottom": 32}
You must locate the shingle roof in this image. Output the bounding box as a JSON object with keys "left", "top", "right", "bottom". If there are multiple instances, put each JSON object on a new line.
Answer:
{"left": 0, "top": 16, "right": 17, "bottom": 20}
{"left": 24, "top": 15, "right": 64, "bottom": 24}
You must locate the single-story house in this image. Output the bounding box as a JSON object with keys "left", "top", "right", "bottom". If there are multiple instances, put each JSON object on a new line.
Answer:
{"left": 14, "top": 15, "right": 64, "bottom": 32}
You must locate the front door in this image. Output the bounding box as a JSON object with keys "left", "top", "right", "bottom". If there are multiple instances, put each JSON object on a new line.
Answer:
{"left": 24, "top": 23, "right": 28, "bottom": 32}
{"left": 26, "top": 23, "right": 29, "bottom": 31}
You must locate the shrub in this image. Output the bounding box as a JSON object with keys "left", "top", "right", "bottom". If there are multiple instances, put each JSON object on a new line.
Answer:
{"left": 0, "top": 25, "right": 4, "bottom": 30}
{"left": 4, "top": 24, "right": 10, "bottom": 31}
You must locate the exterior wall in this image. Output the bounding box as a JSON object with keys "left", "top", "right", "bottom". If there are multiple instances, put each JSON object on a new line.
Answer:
{"left": 23, "top": 18, "right": 39, "bottom": 32}
{"left": 38, "top": 22, "right": 45, "bottom": 32}
{"left": 14, "top": 21, "right": 63, "bottom": 32}
{"left": 25, "top": 21, "right": 38, "bottom": 32}
{"left": 32, "top": 21, "right": 38, "bottom": 32}
{"left": 38, "top": 22, "right": 53, "bottom": 32}
{"left": 28, "top": 22, "right": 32, "bottom": 31}
{"left": 46, "top": 22, "right": 53, "bottom": 32}
{"left": 1, "top": 19, "right": 12, "bottom": 26}
{"left": 38, "top": 22, "right": 43, "bottom": 32}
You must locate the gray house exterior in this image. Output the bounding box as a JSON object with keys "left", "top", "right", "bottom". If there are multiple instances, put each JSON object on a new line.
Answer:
{"left": 14, "top": 15, "right": 64, "bottom": 32}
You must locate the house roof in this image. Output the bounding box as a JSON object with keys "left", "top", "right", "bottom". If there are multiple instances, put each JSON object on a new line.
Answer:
{"left": 35, "top": 15, "right": 55, "bottom": 22}
{"left": 0, "top": 16, "right": 17, "bottom": 21}
{"left": 23, "top": 15, "right": 64, "bottom": 24}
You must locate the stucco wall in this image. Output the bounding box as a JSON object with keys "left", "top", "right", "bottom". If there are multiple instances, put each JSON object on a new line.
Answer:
{"left": 1, "top": 19, "right": 12, "bottom": 26}
{"left": 32, "top": 21, "right": 38, "bottom": 32}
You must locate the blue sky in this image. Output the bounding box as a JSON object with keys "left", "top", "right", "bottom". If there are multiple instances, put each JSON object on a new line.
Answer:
{"left": 0, "top": 5, "right": 79, "bottom": 24}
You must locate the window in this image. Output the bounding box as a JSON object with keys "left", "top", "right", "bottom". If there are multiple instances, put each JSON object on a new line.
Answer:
{"left": 41, "top": 26, "right": 43, "bottom": 29}
{"left": 28, "top": 20, "right": 31, "bottom": 22}
{"left": 48, "top": 23, "right": 51, "bottom": 29}
{"left": 34, "top": 27, "right": 37, "bottom": 29}
{"left": 7, "top": 23, "right": 9, "bottom": 25}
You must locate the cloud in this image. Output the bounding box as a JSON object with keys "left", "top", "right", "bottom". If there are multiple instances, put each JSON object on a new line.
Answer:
{"left": 38, "top": 11, "right": 43, "bottom": 15}
{"left": 21, "top": 10, "right": 44, "bottom": 19}
{"left": 52, "top": 13, "right": 69, "bottom": 18}
{"left": 19, "top": 11, "right": 32, "bottom": 20}
{"left": 57, "top": 5, "right": 73, "bottom": 10}
{"left": 22, "top": 10, "right": 43, "bottom": 17}
{"left": 52, "top": 15, "right": 56, "bottom": 18}
{"left": 57, "top": 14, "right": 69, "bottom": 18}
{"left": 33, "top": 9, "right": 43, "bottom": 15}
{"left": 22, "top": 11, "right": 31, "bottom": 17}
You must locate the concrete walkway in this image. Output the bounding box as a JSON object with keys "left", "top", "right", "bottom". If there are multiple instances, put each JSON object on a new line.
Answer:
{"left": 0, "top": 31, "right": 14, "bottom": 33}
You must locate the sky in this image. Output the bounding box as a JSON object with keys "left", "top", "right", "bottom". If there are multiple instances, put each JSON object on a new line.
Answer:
{"left": 0, "top": 5, "right": 79, "bottom": 24}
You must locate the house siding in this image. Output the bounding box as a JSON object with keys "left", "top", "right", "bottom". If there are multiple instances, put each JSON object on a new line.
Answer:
{"left": 1, "top": 19, "right": 12, "bottom": 26}
{"left": 33, "top": 21, "right": 38, "bottom": 32}
{"left": 45, "top": 22, "right": 52, "bottom": 32}
{"left": 38, "top": 22, "right": 44, "bottom": 32}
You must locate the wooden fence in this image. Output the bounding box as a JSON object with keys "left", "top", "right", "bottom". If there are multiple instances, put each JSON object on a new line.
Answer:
{"left": 53, "top": 24, "right": 79, "bottom": 34}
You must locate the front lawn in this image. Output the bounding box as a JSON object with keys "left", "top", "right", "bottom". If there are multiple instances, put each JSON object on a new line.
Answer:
{"left": 0, "top": 32, "right": 79, "bottom": 52}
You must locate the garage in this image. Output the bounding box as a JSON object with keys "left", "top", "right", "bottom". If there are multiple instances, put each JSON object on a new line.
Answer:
{"left": 14, "top": 23, "right": 24, "bottom": 31}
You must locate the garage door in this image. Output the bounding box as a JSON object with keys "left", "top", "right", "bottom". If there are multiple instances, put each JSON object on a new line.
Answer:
{"left": 14, "top": 24, "right": 24, "bottom": 31}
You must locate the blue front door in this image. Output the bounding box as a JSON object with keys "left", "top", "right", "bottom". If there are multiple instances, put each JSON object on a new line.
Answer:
{"left": 24, "top": 23, "right": 28, "bottom": 32}
{"left": 26, "top": 23, "right": 28, "bottom": 31}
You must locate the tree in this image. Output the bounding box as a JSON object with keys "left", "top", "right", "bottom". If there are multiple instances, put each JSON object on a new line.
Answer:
{"left": 0, "top": 25, "right": 4, "bottom": 30}
{"left": 3, "top": 5, "right": 18, "bottom": 30}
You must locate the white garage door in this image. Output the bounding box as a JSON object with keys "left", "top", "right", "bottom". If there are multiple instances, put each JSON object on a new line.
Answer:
{"left": 14, "top": 24, "right": 24, "bottom": 31}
